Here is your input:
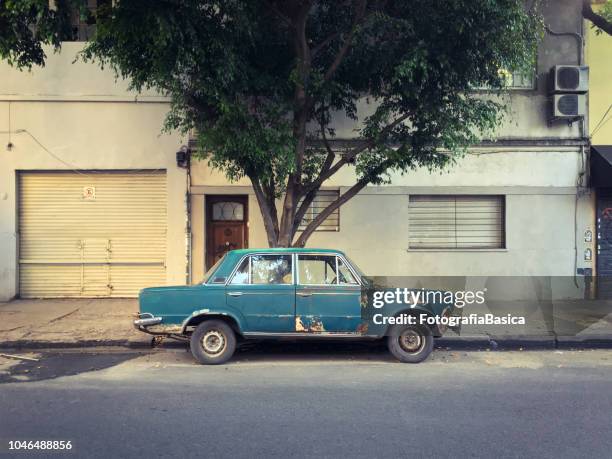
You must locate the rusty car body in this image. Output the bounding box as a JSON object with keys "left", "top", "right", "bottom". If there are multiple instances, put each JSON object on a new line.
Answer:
{"left": 135, "top": 248, "right": 451, "bottom": 364}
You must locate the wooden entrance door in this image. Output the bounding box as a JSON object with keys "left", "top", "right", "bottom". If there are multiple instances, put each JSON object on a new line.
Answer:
{"left": 206, "top": 195, "right": 248, "bottom": 269}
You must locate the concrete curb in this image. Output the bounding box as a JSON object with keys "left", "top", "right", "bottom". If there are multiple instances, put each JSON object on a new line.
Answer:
{"left": 2, "top": 335, "right": 612, "bottom": 351}
{"left": 437, "top": 335, "right": 555, "bottom": 349}
{"left": 0, "top": 339, "right": 157, "bottom": 350}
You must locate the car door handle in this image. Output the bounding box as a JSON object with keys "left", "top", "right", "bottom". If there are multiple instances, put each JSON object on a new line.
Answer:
{"left": 297, "top": 292, "right": 312, "bottom": 297}
{"left": 227, "top": 292, "right": 243, "bottom": 297}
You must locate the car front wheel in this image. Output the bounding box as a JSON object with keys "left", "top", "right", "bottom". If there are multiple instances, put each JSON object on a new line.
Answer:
{"left": 387, "top": 324, "right": 433, "bottom": 363}
{"left": 190, "top": 320, "right": 236, "bottom": 365}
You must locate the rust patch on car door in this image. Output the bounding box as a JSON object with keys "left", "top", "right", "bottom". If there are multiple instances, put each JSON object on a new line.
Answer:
{"left": 295, "top": 316, "right": 326, "bottom": 332}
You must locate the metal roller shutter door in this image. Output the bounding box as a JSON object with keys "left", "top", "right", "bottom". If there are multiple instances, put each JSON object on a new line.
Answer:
{"left": 409, "top": 195, "right": 505, "bottom": 249}
{"left": 19, "top": 171, "right": 167, "bottom": 298}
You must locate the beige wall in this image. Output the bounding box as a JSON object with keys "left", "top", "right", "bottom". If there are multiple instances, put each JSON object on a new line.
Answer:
{"left": 190, "top": 147, "right": 594, "bottom": 278}
{"left": 0, "top": 15, "right": 597, "bottom": 298}
{"left": 0, "top": 42, "right": 164, "bottom": 102}
{"left": 0, "top": 45, "right": 186, "bottom": 301}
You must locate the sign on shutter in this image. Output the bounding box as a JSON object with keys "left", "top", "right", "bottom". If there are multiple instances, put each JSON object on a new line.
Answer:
{"left": 19, "top": 171, "right": 167, "bottom": 298}
{"left": 409, "top": 195, "right": 505, "bottom": 249}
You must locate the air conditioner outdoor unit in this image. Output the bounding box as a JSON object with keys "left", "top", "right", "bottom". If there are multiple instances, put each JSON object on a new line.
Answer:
{"left": 549, "top": 65, "right": 589, "bottom": 93}
{"left": 552, "top": 94, "right": 586, "bottom": 118}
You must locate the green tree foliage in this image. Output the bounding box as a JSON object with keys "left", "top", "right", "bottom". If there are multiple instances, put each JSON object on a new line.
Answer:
{"left": 2, "top": 0, "right": 543, "bottom": 247}
{"left": 0, "top": 0, "right": 64, "bottom": 68}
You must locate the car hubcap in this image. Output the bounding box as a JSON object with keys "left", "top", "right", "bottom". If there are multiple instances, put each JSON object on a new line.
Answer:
{"left": 399, "top": 329, "right": 424, "bottom": 353}
{"left": 201, "top": 330, "right": 226, "bottom": 355}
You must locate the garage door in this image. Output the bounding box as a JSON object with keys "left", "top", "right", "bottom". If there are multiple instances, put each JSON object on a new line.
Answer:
{"left": 19, "top": 171, "right": 167, "bottom": 298}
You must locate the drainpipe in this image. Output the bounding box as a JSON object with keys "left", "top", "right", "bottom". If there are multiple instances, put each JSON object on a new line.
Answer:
{"left": 177, "top": 145, "right": 192, "bottom": 285}
{"left": 544, "top": 25, "right": 584, "bottom": 66}
{"left": 545, "top": 18, "right": 590, "bottom": 288}
{"left": 186, "top": 151, "right": 192, "bottom": 285}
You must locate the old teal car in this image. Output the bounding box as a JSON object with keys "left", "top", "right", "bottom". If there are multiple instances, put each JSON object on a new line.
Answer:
{"left": 134, "top": 248, "right": 452, "bottom": 364}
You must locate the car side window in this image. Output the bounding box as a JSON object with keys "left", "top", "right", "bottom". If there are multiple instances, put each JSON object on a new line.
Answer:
{"left": 298, "top": 255, "right": 338, "bottom": 285}
{"left": 251, "top": 255, "right": 293, "bottom": 284}
{"left": 230, "top": 255, "right": 293, "bottom": 285}
{"left": 338, "top": 258, "right": 358, "bottom": 285}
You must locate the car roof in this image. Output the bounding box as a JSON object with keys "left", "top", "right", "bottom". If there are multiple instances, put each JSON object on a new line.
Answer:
{"left": 229, "top": 247, "right": 344, "bottom": 256}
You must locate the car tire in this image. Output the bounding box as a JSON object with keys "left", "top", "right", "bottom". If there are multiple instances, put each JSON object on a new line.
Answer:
{"left": 387, "top": 324, "right": 433, "bottom": 363}
{"left": 190, "top": 320, "right": 236, "bottom": 365}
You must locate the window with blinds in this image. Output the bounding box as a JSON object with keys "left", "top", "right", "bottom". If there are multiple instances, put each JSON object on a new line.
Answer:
{"left": 298, "top": 190, "right": 340, "bottom": 231}
{"left": 473, "top": 68, "right": 536, "bottom": 90}
{"left": 409, "top": 195, "right": 505, "bottom": 249}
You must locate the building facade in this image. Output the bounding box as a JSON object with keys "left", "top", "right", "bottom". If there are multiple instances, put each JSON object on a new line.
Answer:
{"left": 586, "top": 1, "right": 612, "bottom": 296}
{"left": 0, "top": 0, "right": 596, "bottom": 301}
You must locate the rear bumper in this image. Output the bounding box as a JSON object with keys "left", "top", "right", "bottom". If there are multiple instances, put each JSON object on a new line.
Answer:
{"left": 133, "top": 313, "right": 187, "bottom": 342}
{"left": 134, "top": 313, "right": 162, "bottom": 330}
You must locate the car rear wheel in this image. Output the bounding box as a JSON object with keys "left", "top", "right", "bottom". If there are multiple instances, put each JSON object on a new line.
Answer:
{"left": 387, "top": 324, "right": 433, "bottom": 363}
{"left": 190, "top": 320, "right": 236, "bottom": 365}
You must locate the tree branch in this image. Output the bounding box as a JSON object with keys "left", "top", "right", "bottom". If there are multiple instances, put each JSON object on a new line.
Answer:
{"left": 323, "top": 0, "right": 368, "bottom": 82}
{"left": 301, "top": 112, "right": 410, "bottom": 196}
{"left": 312, "top": 30, "right": 342, "bottom": 57}
{"left": 293, "top": 164, "right": 388, "bottom": 247}
{"left": 583, "top": 0, "right": 612, "bottom": 36}
{"left": 292, "top": 188, "right": 318, "bottom": 236}
{"left": 262, "top": 0, "right": 293, "bottom": 27}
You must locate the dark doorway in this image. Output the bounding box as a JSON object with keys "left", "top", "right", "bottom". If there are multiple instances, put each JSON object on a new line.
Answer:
{"left": 206, "top": 195, "right": 248, "bottom": 269}
{"left": 597, "top": 188, "right": 612, "bottom": 298}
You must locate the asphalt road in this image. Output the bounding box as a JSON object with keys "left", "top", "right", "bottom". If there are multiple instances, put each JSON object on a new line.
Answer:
{"left": 1, "top": 343, "right": 611, "bottom": 458}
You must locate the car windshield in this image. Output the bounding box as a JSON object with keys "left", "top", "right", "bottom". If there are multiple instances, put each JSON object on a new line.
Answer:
{"left": 201, "top": 255, "right": 226, "bottom": 284}
{"left": 345, "top": 256, "right": 372, "bottom": 285}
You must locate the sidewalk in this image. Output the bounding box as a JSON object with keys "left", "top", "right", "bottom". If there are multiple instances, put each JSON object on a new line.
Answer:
{"left": 0, "top": 299, "right": 151, "bottom": 349}
{"left": 1, "top": 298, "right": 612, "bottom": 350}
{"left": 441, "top": 298, "right": 612, "bottom": 348}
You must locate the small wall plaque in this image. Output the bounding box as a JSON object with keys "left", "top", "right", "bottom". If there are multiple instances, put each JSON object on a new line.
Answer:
{"left": 83, "top": 186, "right": 96, "bottom": 200}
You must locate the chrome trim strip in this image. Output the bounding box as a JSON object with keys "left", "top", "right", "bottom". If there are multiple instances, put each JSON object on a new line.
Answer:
{"left": 308, "top": 291, "right": 359, "bottom": 295}
{"left": 242, "top": 332, "right": 363, "bottom": 338}
{"left": 229, "top": 291, "right": 294, "bottom": 296}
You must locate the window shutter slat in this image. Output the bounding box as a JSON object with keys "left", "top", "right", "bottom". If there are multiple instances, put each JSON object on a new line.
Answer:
{"left": 409, "top": 195, "right": 505, "bottom": 249}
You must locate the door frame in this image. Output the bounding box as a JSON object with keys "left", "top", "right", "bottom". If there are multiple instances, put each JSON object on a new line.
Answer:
{"left": 205, "top": 195, "right": 249, "bottom": 269}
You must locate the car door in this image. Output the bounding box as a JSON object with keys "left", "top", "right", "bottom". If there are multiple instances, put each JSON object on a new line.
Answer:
{"left": 295, "top": 254, "right": 361, "bottom": 333}
{"left": 225, "top": 254, "right": 295, "bottom": 333}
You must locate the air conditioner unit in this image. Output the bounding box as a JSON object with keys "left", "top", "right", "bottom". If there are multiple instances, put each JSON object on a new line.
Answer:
{"left": 549, "top": 65, "right": 589, "bottom": 93}
{"left": 552, "top": 94, "right": 586, "bottom": 119}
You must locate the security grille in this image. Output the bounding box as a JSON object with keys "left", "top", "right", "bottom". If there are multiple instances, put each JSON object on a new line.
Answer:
{"left": 298, "top": 190, "right": 340, "bottom": 232}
